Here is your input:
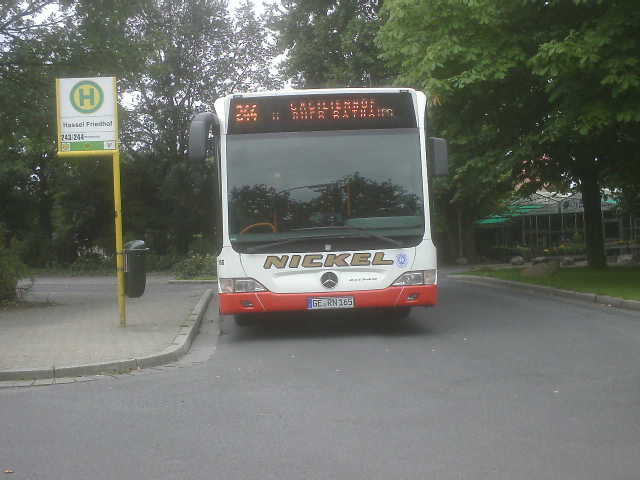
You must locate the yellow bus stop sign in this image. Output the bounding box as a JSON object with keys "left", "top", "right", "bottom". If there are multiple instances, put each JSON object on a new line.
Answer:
{"left": 56, "top": 77, "right": 118, "bottom": 154}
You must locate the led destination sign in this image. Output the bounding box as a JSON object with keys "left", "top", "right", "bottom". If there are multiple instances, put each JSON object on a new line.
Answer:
{"left": 229, "top": 92, "right": 416, "bottom": 134}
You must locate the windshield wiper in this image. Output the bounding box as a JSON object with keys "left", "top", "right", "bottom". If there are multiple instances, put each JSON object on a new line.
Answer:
{"left": 290, "top": 226, "right": 403, "bottom": 248}
{"left": 244, "top": 235, "right": 330, "bottom": 254}
{"left": 243, "top": 226, "right": 404, "bottom": 254}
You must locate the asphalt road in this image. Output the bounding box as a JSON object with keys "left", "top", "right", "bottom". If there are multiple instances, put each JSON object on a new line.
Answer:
{"left": 2, "top": 274, "right": 640, "bottom": 480}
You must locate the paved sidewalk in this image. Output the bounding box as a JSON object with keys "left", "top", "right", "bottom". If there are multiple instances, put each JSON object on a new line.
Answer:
{"left": 0, "top": 275, "right": 211, "bottom": 376}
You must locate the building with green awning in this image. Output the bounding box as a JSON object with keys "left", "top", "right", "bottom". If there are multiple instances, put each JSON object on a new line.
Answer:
{"left": 475, "top": 190, "right": 638, "bottom": 256}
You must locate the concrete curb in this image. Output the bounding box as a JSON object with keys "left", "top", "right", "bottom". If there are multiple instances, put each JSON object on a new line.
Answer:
{"left": 454, "top": 275, "right": 640, "bottom": 312}
{"left": 0, "top": 289, "right": 214, "bottom": 382}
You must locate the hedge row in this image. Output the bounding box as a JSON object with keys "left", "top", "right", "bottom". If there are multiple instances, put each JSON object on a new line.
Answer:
{"left": 0, "top": 246, "right": 26, "bottom": 302}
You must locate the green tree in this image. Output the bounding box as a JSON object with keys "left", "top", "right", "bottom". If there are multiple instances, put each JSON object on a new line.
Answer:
{"left": 378, "top": 0, "right": 640, "bottom": 267}
{"left": 1, "top": 0, "right": 282, "bottom": 267}
{"left": 525, "top": 0, "right": 640, "bottom": 266}
{"left": 119, "top": 0, "right": 281, "bottom": 254}
{"left": 0, "top": 1, "right": 74, "bottom": 266}
{"left": 271, "top": 0, "right": 391, "bottom": 87}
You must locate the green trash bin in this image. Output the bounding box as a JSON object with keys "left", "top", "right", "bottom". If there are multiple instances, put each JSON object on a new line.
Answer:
{"left": 125, "top": 240, "right": 149, "bottom": 298}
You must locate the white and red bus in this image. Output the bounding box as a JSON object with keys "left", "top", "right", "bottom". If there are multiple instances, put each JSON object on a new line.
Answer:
{"left": 189, "top": 88, "right": 447, "bottom": 324}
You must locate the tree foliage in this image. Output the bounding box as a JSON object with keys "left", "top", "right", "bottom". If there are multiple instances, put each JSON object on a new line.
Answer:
{"left": 271, "top": 0, "right": 391, "bottom": 87}
{"left": 118, "top": 0, "right": 281, "bottom": 254}
{"left": 1, "top": 1, "right": 73, "bottom": 265}
{"left": 378, "top": 0, "right": 640, "bottom": 267}
{"left": 3, "top": 0, "right": 639, "bottom": 272}
{"left": 0, "top": 0, "right": 281, "bottom": 268}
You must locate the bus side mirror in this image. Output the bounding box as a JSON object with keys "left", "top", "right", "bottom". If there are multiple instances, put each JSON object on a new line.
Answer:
{"left": 188, "top": 112, "right": 218, "bottom": 163}
{"left": 429, "top": 137, "right": 448, "bottom": 176}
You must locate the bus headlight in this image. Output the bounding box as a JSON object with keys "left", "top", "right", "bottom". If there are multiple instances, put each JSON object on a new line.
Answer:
{"left": 392, "top": 269, "right": 437, "bottom": 286}
{"left": 219, "top": 278, "right": 268, "bottom": 293}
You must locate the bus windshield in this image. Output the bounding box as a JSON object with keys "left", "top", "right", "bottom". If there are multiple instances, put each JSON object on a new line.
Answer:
{"left": 226, "top": 128, "right": 424, "bottom": 253}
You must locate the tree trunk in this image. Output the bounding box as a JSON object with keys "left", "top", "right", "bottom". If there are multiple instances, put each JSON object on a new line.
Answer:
{"left": 580, "top": 172, "right": 606, "bottom": 269}
{"left": 444, "top": 220, "right": 458, "bottom": 263}
{"left": 462, "top": 220, "right": 477, "bottom": 260}
{"left": 37, "top": 162, "right": 54, "bottom": 240}
{"left": 457, "top": 209, "right": 463, "bottom": 258}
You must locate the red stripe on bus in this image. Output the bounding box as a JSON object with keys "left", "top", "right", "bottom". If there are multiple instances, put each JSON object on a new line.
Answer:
{"left": 218, "top": 285, "right": 437, "bottom": 315}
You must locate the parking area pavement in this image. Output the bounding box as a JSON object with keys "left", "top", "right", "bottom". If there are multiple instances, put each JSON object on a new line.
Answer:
{"left": 0, "top": 275, "right": 209, "bottom": 373}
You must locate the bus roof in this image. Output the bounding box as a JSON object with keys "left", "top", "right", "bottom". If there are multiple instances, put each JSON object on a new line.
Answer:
{"left": 225, "top": 87, "right": 418, "bottom": 100}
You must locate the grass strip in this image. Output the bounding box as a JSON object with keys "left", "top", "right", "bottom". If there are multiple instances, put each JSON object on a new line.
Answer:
{"left": 458, "top": 266, "right": 640, "bottom": 301}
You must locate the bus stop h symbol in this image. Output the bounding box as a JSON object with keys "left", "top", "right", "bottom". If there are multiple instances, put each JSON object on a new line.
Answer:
{"left": 70, "top": 80, "right": 104, "bottom": 114}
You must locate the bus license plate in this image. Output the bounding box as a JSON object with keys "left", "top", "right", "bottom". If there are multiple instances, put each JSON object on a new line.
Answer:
{"left": 307, "top": 296, "right": 355, "bottom": 310}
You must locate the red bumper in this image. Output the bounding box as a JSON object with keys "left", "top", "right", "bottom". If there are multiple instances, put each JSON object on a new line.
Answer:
{"left": 218, "top": 284, "right": 437, "bottom": 315}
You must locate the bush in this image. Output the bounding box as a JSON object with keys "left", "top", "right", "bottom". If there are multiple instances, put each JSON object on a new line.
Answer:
{"left": 145, "top": 253, "right": 182, "bottom": 272}
{"left": 173, "top": 253, "right": 217, "bottom": 279}
{"left": 543, "top": 243, "right": 586, "bottom": 256}
{"left": 0, "top": 245, "right": 27, "bottom": 302}
{"left": 188, "top": 234, "right": 216, "bottom": 255}
{"left": 489, "top": 245, "right": 533, "bottom": 261}
{"left": 70, "top": 252, "right": 114, "bottom": 274}
{"left": 19, "top": 232, "right": 53, "bottom": 268}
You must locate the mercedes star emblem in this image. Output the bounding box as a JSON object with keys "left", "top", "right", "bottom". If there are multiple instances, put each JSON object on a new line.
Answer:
{"left": 320, "top": 271, "right": 338, "bottom": 289}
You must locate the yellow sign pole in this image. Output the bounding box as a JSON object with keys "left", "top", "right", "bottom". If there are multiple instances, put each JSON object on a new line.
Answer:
{"left": 112, "top": 150, "right": 127, "bottom": 327}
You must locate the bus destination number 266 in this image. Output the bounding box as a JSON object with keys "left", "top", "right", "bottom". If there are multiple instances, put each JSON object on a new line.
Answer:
{"left": 61, "top": 133, "right": 86, "bottom": 142}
